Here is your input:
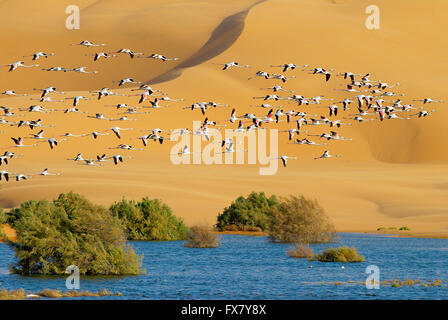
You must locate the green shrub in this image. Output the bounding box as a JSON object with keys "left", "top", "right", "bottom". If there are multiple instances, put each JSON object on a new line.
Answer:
{"left": 216, "top": 192, "right": 278, "bottom": 231}
{"left": 0, "top": 289, "right": 26, "bottom": 300}
{"left": 287, "top": 243, "right": 313, "bottom": 259}
{"left": 399, "top": 226, "right": 411, "bottom": 231}
{"left": 7, "top": 205, "right": 30, "bottom": 227}
{"left": 37, "top": 288, "right": 122, "bottom": 298}
{"left": 428, "top": 279, "right": 443, "bottom": 287}
{"left": 405, "top": 279, "right": 415, "bottom": 286}
{"left": 184, "top": 225, "right": 219, "bottom": 248}
{"left": 10, "top": 192, "right": 142, "bottom": 275}
{"left": 312, "top": 246, "right": 365, "bottom": 263}
{"left": 0, "top": 288, "right": 122, "bottom": 299}
{"left": 109, "top": 197, "right": 188, "bottom": 241}
{"left": 37, "top": 289, "right": 63, "bottom": 298}
{"left": 0, "top": 209, "right": 5, "bottom": 240}
{"left": 268, "top": 195, "right": 337, "bottom": 243}
{"left": 0, "top": 209, "right": 7, "bottom": 225}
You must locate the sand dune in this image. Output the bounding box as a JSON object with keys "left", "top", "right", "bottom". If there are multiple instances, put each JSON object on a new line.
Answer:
{"left": 149, "top": 0, "right": 266, "bottom": 84}
{"left": 0, "top": 0, "right": 447, "bottom": 235}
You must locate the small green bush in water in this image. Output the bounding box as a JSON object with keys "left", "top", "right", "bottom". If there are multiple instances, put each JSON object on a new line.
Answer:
{"left": 109, "top": 197, "right": 188, "bottom": 241}
{"left": 312, "top": 246, "right": 365, "bottom": 263}
{"left": 184, "top": 225, "right": 219, "bottom": 248}
{"left": 287, "top": 243, "right": 314, "bottom": 259}
{"left": 269, "top": 195, "right": 337, "bottom": 243}
{"left": 216, "top": 192, "right": 278, "bottom": 232}
{"left": 10, "top": 192, "right": 142, "bottom": 275}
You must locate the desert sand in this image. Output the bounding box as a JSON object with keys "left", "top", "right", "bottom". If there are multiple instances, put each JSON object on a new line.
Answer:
{"left": 0, "top": 0, "right": 447, "bottom": 236}
{"left": 0, "top": 224, "right": 16, "bottom": 242}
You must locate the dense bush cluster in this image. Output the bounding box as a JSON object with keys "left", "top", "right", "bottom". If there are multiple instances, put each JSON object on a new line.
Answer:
{"left": 216, "top": 192, "right": 278, "bottom": 232}
{"left": 0, "top": 190, "right": 353, "bottom": 275}
{"left": 0, "top": 192, "right": 192, "bottom": 275}
{"left": 109, "top": 198, "right": 188, "bottom": 241}
{"left": 216, "top": 192, "right": 337, "bottom": 244}
{"left": 9, "top": 192, "right": 142, "bottom": 275}
{"left": 312, "top": 246, "right": 365, "bottom": 263}
{"left": 268, "top": 195, "right": 337, "bottom": 243}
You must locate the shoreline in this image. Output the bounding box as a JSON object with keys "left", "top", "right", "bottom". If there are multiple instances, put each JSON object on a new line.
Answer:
{"left": 340, "top": 230, "right": 448, "bottom": 240}
{"left": 2, "top": 224, "right": 447, "bottom": 243}
{"left": 215, "top": 230, "right": 448, "bottom": 240}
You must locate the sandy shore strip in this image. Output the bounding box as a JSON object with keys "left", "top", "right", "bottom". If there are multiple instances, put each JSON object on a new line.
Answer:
{"left": 0, "top": 224, "right": 17, "bottom": 243}
{"left": 1, "top": 224, "right": 446, "bottom": 242}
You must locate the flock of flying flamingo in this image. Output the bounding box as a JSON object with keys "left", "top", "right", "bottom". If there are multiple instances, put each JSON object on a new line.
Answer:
{"left": 0, "top": 40, "right": 443, "bottom": 181}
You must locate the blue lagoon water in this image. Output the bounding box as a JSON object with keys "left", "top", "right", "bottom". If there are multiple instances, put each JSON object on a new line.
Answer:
{"left": 0, "top": 233, "right": 447, "bottom": 299}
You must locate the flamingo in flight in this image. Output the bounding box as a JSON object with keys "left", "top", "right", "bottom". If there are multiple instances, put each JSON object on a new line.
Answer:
{"left": 42, "top": 67, "right": 68, "bottom": 72}
{"left": 87, "top": 52, "right": 117, "bottom": 61}
{"left": 70, "top": 67, "right": 99, "bottom": 74}
{"left": 410, "top": 110, "right": 435, "bottom": 118}
{"left": 261, "top": 85, "right": 294, "bottom": 93}
{"left": 1, "top": 61, "right": 39, "bottom": 72}
{"left": 140, "top": 54, "right": 179, "bottom": 61}
{"left": 34, "top": 87, "right": 64, "bottom": 98}
{"left": 65, "top": 96, "right": 92, "bottom": 106}
{"left": 413, "top": 98, "right": 444, "bottom": 104}
{"left": 109, "top": 144, "right": 143, "bottom": 151}
{"left": 24, "top": 52, "right": 55, "bottom": 60}
{"left": 72, "top": 40, "right": 105, "bottom": 47}
{"left": 269, "top": 74, "right": 296, "bottom": 83}
{"left": 248, "top": 71, "right": 270, "bottom": 80}
{"left": 114, "top": 48, "right": 144, "bottom": 59}
{"left": 40, "top": 168, "right": 61, "bottom": 176}
{"left": 214, "top": 61, "right": 249, "bottom": 70}
{"left": 272, "top": 155, "right": 297, "bottom": 167}
{"left": 270, "top": 63, "right": 308, "bottom": 72}
{"left": 336, "top": 72, "right": 361, "bottom": 82}
{"left": 294, "top": 138, "right": 327, "bottom": 146}
{"left": 113, "top": 78, "right": 142, "bottom": 86}
{"left": 11, "top": 137, "right": 37, "bottom": 148}
{"left": 314, "top": 150, "right": 341, "bottom": 160}
{"left": 1, "top": 90, "right": 27, "bottom": 96}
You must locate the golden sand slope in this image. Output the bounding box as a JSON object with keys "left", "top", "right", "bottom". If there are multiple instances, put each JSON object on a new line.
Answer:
{"left": 0, "top": 0, "right": 447, "bottom": 235}
{"left": 0, "top": 224, "right": 16, "bottom": 242}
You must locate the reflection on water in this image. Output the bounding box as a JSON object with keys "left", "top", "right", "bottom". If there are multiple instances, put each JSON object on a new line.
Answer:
{"left": 0, "top": 233, "right": 447, "bottom": 300}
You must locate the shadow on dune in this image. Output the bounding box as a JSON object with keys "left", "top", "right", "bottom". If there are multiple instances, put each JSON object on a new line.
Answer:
{"left": 147, "top": 0, "right": 267, "bottom": 85}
